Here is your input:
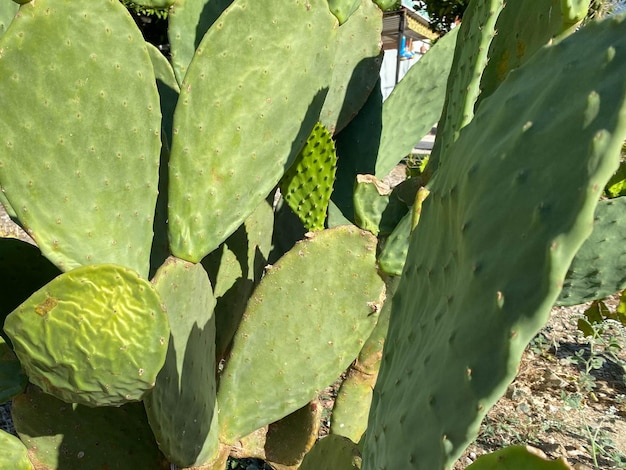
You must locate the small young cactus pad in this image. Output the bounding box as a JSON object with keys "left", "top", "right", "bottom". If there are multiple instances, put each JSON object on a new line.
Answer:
{"left": 4, "top": 264, "right": 169, "bottom": 407}
{"left": 279, "top": 122, "right": 337, "bottom": 232}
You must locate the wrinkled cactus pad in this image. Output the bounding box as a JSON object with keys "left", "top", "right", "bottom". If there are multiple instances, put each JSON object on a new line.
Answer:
{"left": 4, "top": 264, "right": 169, "bottom": 407}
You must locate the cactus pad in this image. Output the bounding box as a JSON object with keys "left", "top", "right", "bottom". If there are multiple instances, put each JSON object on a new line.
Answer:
{"left": 364, "top": 15, "right": 626, "bottom": 470}
{"left": 320, "top": 0, "right": 382, "bottom": 134}
{"left": 0, "top": 430, "right": 33, "bottom": 470}
{"left": 0, "top": 237, "right": 61, "bottom": 322}
{"left": 477, "top": 0, "right": 588, "bottom": 107}
{"left": 167, "top": 0, "right": 234, "bottom": 85}
{"left": 0, "top": 0, "right": 161, "bottom": 277}
{"left": 4, "top": 264, "right": 169, "bottom": 407}
{"left": 374, "top": 26, "right": 458, "bottom": 179}
{"left": 0, "top": 1, "right": 17, "bottom": 35}
{"left": 327, "top": 0, "right": 360, "bottom": 24}
{"left": 299, "top": 435, "right": 362, "bottom": 470}
{"left": 264, "top": 400, "right": 322, "bottom": 467}
{"left": 428, "top": 0, "right": 504, "bottom": 173}
{"left": 145, "top": 256, "right": 219, "bottom": 467}
{"left": 466, "top": 445, "right": 573, "bottom": 470}
{"left": 217, "top": 225, "right": 385, "bottom": 443}
{"left": 557, "top": 196, "right": 626, "bottom": 306}
{"left": 168, "top": 0, "right": 337, "bottom": 262}
{"left": 12, "top": 385, "right": 164, "bottom": 469}
{"left": 279, "top": 122, "right": 337, "bottom": 232}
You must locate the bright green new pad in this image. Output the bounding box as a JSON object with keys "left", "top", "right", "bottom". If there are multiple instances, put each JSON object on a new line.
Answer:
{"left": 168, "top": 0, "right": 337, "bottom": 262}
{"left": 466, "top": 445, "right": 572, "bottom": 470}
{"left": 12, "top": 385, "right": 164, "bottom": 469}
{"left": 0, "top": 429, "right": 33, "bottom": 470}
{"left": 557, "top": 196, "right": 626, "bottom": 306}
{"left": 0, "top": 0, "right": 161, "bottom": 277}
{"left": 279, "top": 122, "right": 337, "bottom": 232}
{"left": 4, "top": 264, "right": 169, "bottom": 407}
{"left": 320, "top": 0, "right": 382, "bottom": 134}
{"left": 374, "top": 26, "right": 458, "bottom": 179}
{"left": 299, "top": 435, "right": 362, "bottom": 470}
{"left": 145, "top": 256, "right": 219, "bottom": 467}
{"left": 217, "top": 225, "right": 385, "bottom": 443}
{"left": 363, "top": 15, "right": 626, "bottom": 470}
{"left": 0, "top": 335, "right": 27, "bottom": 403}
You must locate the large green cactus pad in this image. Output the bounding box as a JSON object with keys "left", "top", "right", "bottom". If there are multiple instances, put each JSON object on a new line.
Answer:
{"left": 279, "top": 122, "right": 337, "bottom": 232}
{"left": 217, "top": 226, "right": 385, "bottom": 443}
{"left": 0, "top": 0, "right": 161, "bottom": 277}
{"left": 12, "top": 385, "right": 165, "bottom": 469}
{"left": 0, "top": 429, "right": 33, "bottom": 470}
{"left": 145, "top": 256, "right": 219, "bottom": 467}
{"left": 363, "top": 15, "right": 626, "bottom": 470}
{"left": 4, "top": 264, "right": 169, "bottom": 407}
{"left": 557, "top": 196, "right": 626, "bottom": 306}
{"left": 168, "top": 0, "right": 337, "bottom": 262}
{"left": 374, "top": 26, "right": 458, "bottom": 179}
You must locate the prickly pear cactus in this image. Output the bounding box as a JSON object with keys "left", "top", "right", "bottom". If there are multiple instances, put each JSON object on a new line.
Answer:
{"left": 364, "top": 13, "right": 626, "bottom": 469}
{"left": 217, "top": 225, "right": 385, "bottom": 443}
{"left": 4, "top": 264, "right": 169, "bottom": 407}
{"left": 0, "top": 0, "right": 161, "bottom": 277}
